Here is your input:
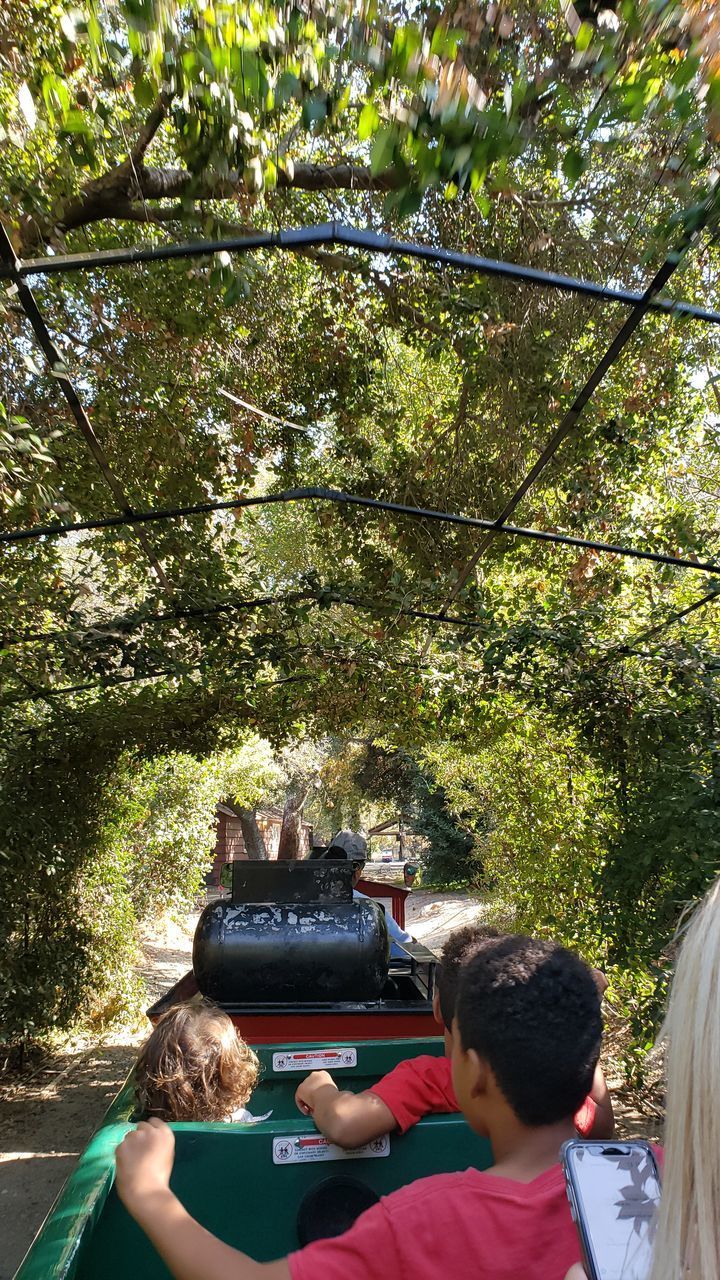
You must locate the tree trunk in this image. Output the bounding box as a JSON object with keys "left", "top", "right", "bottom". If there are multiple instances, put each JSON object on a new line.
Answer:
{"left": 238, "top": 809, "right": 268, "bottom": 861}
{"left": 277, "top": 782, "right": 312, "bottom": 860}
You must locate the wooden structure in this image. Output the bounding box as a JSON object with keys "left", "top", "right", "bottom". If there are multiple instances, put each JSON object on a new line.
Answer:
{"left": 367, "top": 816, "right": 425, "bottom": 862}
{"left": 208, "top": 803, "right": 313, "bottom": 885}
{"left": 367, "top": 816, "right": 407, "bottom": 858}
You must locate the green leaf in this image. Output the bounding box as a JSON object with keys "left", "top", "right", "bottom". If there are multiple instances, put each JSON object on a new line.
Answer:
{"left": 59, "top": 108, "right": 92, "bottom": 135}
{"left": 223, "top": 275, "right": 245, "bottom": 306}
{"left": 562, "top": 148, "right": 586, "bottom": 184}
{"left": 134, "top": 76, "right": 156, "bottom": 109}
{"left": 358, "top": 101, "right": 380, "bottom": 141}
{"left": 395, "top": 189, "right": 423, "bottom": 217}
{"left": 302, "top": 93, "right": 328, "bottom": 127}
{"left": 575, "top": 22, "right": 594, "bottom": 52}
{"left": 370, "top": 126, "right": 395, "bottom": 176}
{"left": 41, "top": 74, "right": 58, "bottom": 118}
{"left": 87, "top": 12, "right": 103, "bottom": 49}
{"left": 275, "top": 70, "right": 300, "bottom": 106}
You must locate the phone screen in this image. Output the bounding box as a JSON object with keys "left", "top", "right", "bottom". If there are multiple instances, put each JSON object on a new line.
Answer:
{"left": 565, "top": 1142, "right": 662, "bottom": 1280}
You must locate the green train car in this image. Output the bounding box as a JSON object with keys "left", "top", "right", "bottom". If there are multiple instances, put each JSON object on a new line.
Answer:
{"left": 16, "top": 862, "right": 492, "bottom": 1279}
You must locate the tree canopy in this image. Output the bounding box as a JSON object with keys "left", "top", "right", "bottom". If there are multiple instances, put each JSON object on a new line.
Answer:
{"left": 1, "top": 0, "right": 720, "bottom": 1061}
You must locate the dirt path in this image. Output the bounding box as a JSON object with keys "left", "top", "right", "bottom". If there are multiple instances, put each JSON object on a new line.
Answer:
{"left": 405, "top": 888, "right": 494, "bottom": 950}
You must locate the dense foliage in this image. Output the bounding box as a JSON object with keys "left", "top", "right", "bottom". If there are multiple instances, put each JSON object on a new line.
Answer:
{"left": 348, "top": 743, "right": 481, "bottom": 883}
{"left": 1, "top": 0, "right": 720, "bottom": 1066}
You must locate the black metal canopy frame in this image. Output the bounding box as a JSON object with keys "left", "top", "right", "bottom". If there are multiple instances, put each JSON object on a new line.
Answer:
{"left": 2, "top": 211, "right": 720, "bottom": 705}
{"left": 2, "top": 485, "right": 719, "bottom": 575}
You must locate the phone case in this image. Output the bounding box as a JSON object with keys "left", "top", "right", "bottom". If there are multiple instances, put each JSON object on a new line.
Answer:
{"left": 560, "top": 1139, "right": 662, "bottom": 1280}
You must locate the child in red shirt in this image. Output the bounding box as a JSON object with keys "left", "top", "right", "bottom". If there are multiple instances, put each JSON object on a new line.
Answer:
{"left": 115, "top": 933, "right": 603, "bottom": 1280}
{"left": 295, "top": 923, "right": 614, "bottom": 1146}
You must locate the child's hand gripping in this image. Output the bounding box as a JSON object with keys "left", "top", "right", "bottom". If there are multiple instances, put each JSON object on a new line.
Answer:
{"left": 115, "top": 1117, "right": 176, "bottom": 1218}
{"left": 295, "top": 1070, "right": 337, "bottom": 1116}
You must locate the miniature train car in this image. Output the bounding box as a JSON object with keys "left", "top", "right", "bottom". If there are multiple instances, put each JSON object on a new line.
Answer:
{"left": 16, "top": 861, "right": 492, "bottom": 1279}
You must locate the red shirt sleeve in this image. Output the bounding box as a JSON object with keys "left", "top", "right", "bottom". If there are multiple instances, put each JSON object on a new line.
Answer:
{"left": 369, "top": 1054, "right": 601, "bottom": 1139}
{"left": 573, "top": 1095, "right": 597, "bottom": 1137}
{"left": 288, "top": 1197, "right": 401, "bottom": 1280}
{"left": 368, "top": 1054, "right": 458, "bottom": 1134}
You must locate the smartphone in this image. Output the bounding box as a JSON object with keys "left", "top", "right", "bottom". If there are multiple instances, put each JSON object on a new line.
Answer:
{"left": 561, "top": 1139, "right": 662, "bottom": 1280}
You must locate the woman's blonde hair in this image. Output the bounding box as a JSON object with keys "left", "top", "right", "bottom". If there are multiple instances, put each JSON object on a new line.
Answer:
{"left": 649, "top": 877, "right": 720, "bottom": 1280}
{"left": 134, "top": 1001, "right": 259, "bottom": 1122}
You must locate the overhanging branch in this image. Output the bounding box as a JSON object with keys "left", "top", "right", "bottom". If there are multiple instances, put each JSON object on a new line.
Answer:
{"left": 27, "top": 161, "right": 404, "bottom": 252}
{"left": 132, "top": 95, "right": 169, "bottom": 161}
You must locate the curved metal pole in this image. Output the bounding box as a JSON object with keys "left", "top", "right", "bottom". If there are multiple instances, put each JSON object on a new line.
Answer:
{"left": 2, "top": 486, "right": 718, "bottom": 576}
{"left": 2, "top": 222, "right": 718, "bottom": 326}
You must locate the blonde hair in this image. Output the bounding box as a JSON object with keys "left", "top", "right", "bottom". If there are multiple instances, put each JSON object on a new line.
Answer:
{"left": 134, "top": 1001, "right": 259, "bottom": 1122}
{"left": 649, "top": 877, "right": 720, "bottom": 1280}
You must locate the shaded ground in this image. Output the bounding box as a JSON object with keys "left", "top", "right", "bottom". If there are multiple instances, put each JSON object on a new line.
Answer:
{"left": 0, "top": 1038, "right": 140, "bottom": 1278}
{"left": 0, "top": 886, "right": 660, "bottom": 1275}
{"left": 0, "top": 911, "right": 196, "bottom": 1279}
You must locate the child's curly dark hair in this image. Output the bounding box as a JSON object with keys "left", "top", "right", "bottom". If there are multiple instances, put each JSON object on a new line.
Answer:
{"left": 436, "top": 924, "right": 502, "bottom": 1028}
{"left": 456, "top": 934, "right": 602, "bottom": 1127}
{"left": 134, "top": 1001, "right": 259, "bottom": 1122}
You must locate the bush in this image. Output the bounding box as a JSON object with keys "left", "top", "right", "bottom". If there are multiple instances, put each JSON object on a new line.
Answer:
{"left": 428, "top": 668, "right": 720, "bottom": 1078}
{"left": 0, "top": 686, "right": 279, "bottom": 1050}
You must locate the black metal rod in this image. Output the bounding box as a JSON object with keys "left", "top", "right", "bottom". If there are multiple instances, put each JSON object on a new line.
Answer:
{"left": 0, "top": 664, "right": 317, "bottom": 707}
{"left": 7, "top": 603, "right": 717, "bottom": 706}
{"left": 3, "top": 221, "right": 718, "bottom": 325}
{"left": 9, "top": 226, "right": 329, "bottom": 276}
{"left": 0, "top": 589, "right": 492, "bottom": 650}
{"left": 337, "top": 226, "right": 720, "bottom": 326}
{"left": 2, "top": 485, "right": 719, "bottom": 575}
{"left": 611, "top": 588, "right": 720, "bottom": 657}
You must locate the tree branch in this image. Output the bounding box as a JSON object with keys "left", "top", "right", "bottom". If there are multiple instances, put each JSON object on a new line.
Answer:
{"left": 20, "top": 161, "right": 403, "bottom": 252}
{"left": 97, "top": 201, "right": 198, "bottom": 225}
{"left": 131, "top": 94, "right": 170, "bottom": 161}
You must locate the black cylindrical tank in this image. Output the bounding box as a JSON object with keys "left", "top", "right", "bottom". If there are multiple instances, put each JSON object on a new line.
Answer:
{"left": 193, "top": 899, "right": 390, "bottom": 1003}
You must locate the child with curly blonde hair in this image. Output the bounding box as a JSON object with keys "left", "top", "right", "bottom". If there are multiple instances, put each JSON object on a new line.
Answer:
{"left": 134, "top": 1001, "right": 262, "bottom": 1123}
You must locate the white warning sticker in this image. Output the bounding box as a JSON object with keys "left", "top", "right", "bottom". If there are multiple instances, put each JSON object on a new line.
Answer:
{"left": 272, "top": 1133, "right": 390, "bottom": 1165}
{"left": 272, "top": 1048, "right": 358, "bottom": 1072}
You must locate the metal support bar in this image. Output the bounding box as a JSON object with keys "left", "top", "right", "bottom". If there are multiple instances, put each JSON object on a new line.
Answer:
{"left": 0, "top": 664, "right": 316, "bottom": 708}
{"left": 603, "top": 587, "right": 720, "bottom": 662}
{"left": 0, "top": 226, "right": 171, "bottom": 591}
{"left": 2, "top": 222, "right": 719, "bottom": 326}
{"left": 1, "top": 485, "right": 718, "bottom": 576}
